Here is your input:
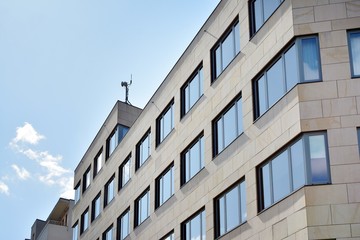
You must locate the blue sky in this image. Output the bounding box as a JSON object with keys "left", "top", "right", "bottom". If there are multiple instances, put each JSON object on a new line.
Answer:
{"left": 0, "top": 0, "right": 219, "bottom": 239}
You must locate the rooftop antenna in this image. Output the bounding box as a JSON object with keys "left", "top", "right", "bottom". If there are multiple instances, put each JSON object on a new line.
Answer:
{"left": 121, "top": 75, "right": 132, "bottom": 105}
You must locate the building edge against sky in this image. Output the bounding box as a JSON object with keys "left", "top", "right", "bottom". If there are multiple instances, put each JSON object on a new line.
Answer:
{"left": 70, "top": 0, "right": 360, "bottom": 240}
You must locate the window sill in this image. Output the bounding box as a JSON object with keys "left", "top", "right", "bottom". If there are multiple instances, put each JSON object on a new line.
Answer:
{"left": 156, "top": 128, "right": 175, "bottom": 150}
{"left": 211, "top": 51, "right": 242, "bottom": 86}
{"left": 215, "top": 221, "right": 248, "bottom": 240}
{"left": 180, "top": 94, "right": 205, "bottom": 121}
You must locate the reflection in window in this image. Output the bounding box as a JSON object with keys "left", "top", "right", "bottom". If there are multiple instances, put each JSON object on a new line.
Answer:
{"left": 136, "top": 130, "right": 151, "bottom": 170}
{"left": 182, "top": 209, "right": 206, "bottom": 240}
{"left": 215, "top": 180, "right": 246, "bottom": 238}
{"left": 104, "top": 175, "right": 115, "bottom": 208}
{"left": 156, "top": 164, "right": 174, "bottom": 208}
{"left": 213, "top": 94, "right": 243, "bottom": 156}
{"left": 348, "top": 30, "right": 360, "bottom": 77}
{"left": 156, "top": 100, "right": 174, "bottom": 145}
{"left": 74, "top": 182, "right": 81, "bottom": 204}
{"left": 181, "top": 64, "right": 204, "bottom": 117}
{"left": 80, "top": 208, "right": 89, "bottom": 234}
{"left": 181, "top": 133, "right": 205, "bottom": 185}
{"left": 106, "top": 124, "right": 129, "bottom": 159}
{"left": 83, "top": 166, "right": 91, "bottom": 193}
{"left": 254, "top": 36, "right": 321, "bottom": 119}
{"left": 72, "top": 222, "right": 79, "bottom": 240}
{"left": 91, "top": 192, "right": 101, "bottom": 222}
{"left": 119, "top": 154, "right": 131, "bottom": 190}
{"left": 249, "top": 0, "right": 284, "bottom": 36}
{"left": 93, "top": 149, "right": 102, "bottom": 178}
{"left": 258, "top": 132, "right": 330, "bottom": 211}
{"left": 103, "top": 225, "right": 113, "bottom": 240}
{"left": 211, "top": 18, "right": 240, "bottom": 81}
{"left": 160, "top": 231, "right": 174, "bottom": 240}
{"left": 117, "top": 208, "right": 130, "bottom": 240}
{"left": 135, "top": 188, "right": 150, "bottom": 227}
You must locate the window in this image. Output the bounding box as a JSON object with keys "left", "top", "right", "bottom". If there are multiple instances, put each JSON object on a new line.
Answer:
{"left": 72, "top": 222, "right": 79, "bottom": 240}
{"left": 80, "top": 207, "right": 89, "bottom": 234}
{"left": 214, "top": 180, "right": 246, "bottom": 238}
{"left": 181, "top": 64, "right": 204, "bottom": 117}
{"left": 119, "top": 154, "right": 131, "bottom": 190}
{"left": 155, "top": 163, "right": 174, "bottom": 208}
{"left": 249, "top": 0, "right": 284, "bottom": 36}
{"left": 83, "top": 166, "right": 91, "bottom": 193}
{"left": 117, "top": 208, "right": 130, "bottom": 240}
{"left": 136, "top": 129, "right": 151, "bottom": 170}
{"left": 348, "top": 30, "right": 360, "bottom": 77}
{"left": 104, "top": 175, "right": 115, "bottom": 208}
{"left": 94, "top": 149, "right": 103, "bottom": 178}
{"left": 253, "top": 36, "right": 321, "bottom": 119}
{"left": 181, "top": 208, "right": 206, "bottom": 240}
{"left": 134, "top": 188, "right": 150, "bottom": 227}
{"left": 211, "top": 18, "right": 240, "bottom": 81}
{"left": 103, "top": 225, "right": 113, "bottom": 240}
{"left": 160, "top": 231, "right": 174, "bottom": 240}
{"left": 91, "top": 192, "right": 101, "bottom": 222}
{"left": 106, "top": 124, "right": 129, "bottom": 159}
{"left": 156, "top": 100, "right": 174, "bottom": 145}
{"left": 74, "top": 181, "right": 81, "bottom": 204}
{"left": 181, "top": 133, "right": 205, "bottom": 185}
{"left": 213, "top": 93, "right": 243, "bottom": 156}
{"left": 358, "top": 128, "right": 360, "bottom": 154}
{"left": 258, "top": 132, "right": 330, "bottom": 211}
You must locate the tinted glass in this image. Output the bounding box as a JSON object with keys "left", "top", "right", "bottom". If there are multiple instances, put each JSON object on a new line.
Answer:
{"left": 290, "top": 139, "right": 305, "bottom": 190}
{"left": 267, "top": 58, "right": 285, "bottom": 107}
{"left": 302, "top": 38, "right": 320, "bottom": 81}
{"left": 226, "top": 186, "right": 240, "bottom": 232}
{"left": 284, "top": 44, "right": 298, "bottom": 90}
{"left": 272, "top": 151, "right": 290, "bottom": 202}
{"left": 309, "top": 135, "right": 329, "bottom": 184}
{"left": 350, "top": 32, "right": 360, "bottom": 76}
{"left": 262, "top": 163, "right": 271, "bottom": 209}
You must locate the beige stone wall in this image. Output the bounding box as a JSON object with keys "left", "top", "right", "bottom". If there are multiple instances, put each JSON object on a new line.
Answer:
{"left": 72, "top": 0, "right": 360, "bottom": 239}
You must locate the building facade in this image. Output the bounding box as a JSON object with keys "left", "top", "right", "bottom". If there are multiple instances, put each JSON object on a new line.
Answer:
{"left": 27, "top": 198, "right": 74, "bottom": 240}
{"left": 72, "top": 0, "right": 360, "bottom": 239}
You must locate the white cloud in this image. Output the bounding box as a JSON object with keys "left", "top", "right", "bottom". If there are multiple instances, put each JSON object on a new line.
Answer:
{"left": 0, "top": 181, "right": 9, "bottom": 196}
{"left": 58, "top": 176, "right": 74, "bottom": 199}
{"left": 12, "top": 122, "right": 45, "bottom": 145}
{"left": 11, "top": 164, "right": 30, "bottom": 180}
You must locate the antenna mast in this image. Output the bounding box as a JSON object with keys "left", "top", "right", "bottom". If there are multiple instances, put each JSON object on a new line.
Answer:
{"left": 121, "top": 75, "right": 132, "bottom": 105}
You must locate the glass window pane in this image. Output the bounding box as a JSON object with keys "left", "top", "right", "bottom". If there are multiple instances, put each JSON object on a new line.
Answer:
{"left": 200, "top": 137, "right": 204, "bottom": 169}
{"left": 185, "top": 85, "right": 190, "bottom": 113}
{"left": 219, "top": 197, "right": 226, "bottom": 236}
{"left": 267, "top": 58, "right": 285, "bottom": 107}
{"left": 290, "top": 139, "right": 306, "bottom": 190}
{"left": 264, "top": 0, "right": 280, "bottom": 21}
{"left": 302, "top": 38, "right": 320, "bottom": 81}
{"left": 217, "top": 119, "right": 224, "bottom": 153}
{"left": 121, "top": 212, "right": 129, "bottom": 240}
{"left": 163, "top": 168, "right": 172, "bottom": 203}
{"left": 215, "top": 47, "right": 222, "bottom": 78}
{"left": 234, "top": 22, "right": 240, "bottom": 54}
{"left": 240, "top": 181, "right": 247, "bottom": 223}
{"left": 189, "top": 73, "right": 200, "bottom": 108}
{"left": 190, "top": 214, "right": 201, "bottom": 240}
{"left": 254, "top": 0, "right": 263, "bottom": 32}
{"left": 199, "top": 68, "right": 204, "bottom": 98}
{"left": 223, "top": 105, "right": 237, "bottom": 147}
{"left": 122, "top": 160, "right": 131, "bottom": 186}
{"left": 272, "top": 151, "right": 290, "bottom": 202}
{"left": 262, "top": 163, "right": 272, "bottom": 209}
{"left": 201, "top": 211, "right": 206, "bottom": 240}
{"left": 284, "top": 44, "right": 299, "bottom": 90}
{"left": 189, "top": 141, "right": 201, "bottom": 179}
{"left": 257, "top": 75, "right": 267, "bottom": 116}
{"left": 309, "top": 134, "right": 329, "bottom": 184}
{"left": 225, "top": 186, "right": 240, "bottom": 232}
{"left": 350, "top": 32, "right": 360, "bottom": 76}
{"left": 95, "top": 196, "right": 100, "bottom": 218}
{"left": 221, "top": 31, "right": 235, "bottom": 70}
{"left": 236, "top": 99, "right": 243, "bottom": 135}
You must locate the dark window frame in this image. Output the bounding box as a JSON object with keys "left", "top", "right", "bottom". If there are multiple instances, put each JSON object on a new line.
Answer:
{"left": 102, "top": 224, "right": 113, "bottom": 240}
{"left": 135, "top": 129, "right": 151, "bottom": 171}
{"left": 80, "top": 207, "right": 89, "bottom": 235}
{"left": 106, "top": 124, "right": 129, "bottom": 160}
{"left": 248, "top": 0, "right": 284, "bottom": 37}
{"left": 91, "top": 191, "right": 101, "bottom": 222}
{"left": 93, "top": 148, "right": 103, "bottom": 179}
{"left": 348, "top": 29, "right": 360, "bottom": 78}
{"left": 72, "top": 221, "right": 79, "bottom": 240}
{"left": 160, "top": 230, "right": 175, "bottom": 240}
{"left": 134, "top": 187, "right": 150, "bottom": 228}
{"left": 118, "top": 153, "right": 132, "bottom": 191}
{"left": 117, "top": 207, "right": 130, "bottom": 240}
{"left": 82, "top": 165, "right": 91, "bottom": 194}
{"left": 180, "top": 132, "right": 205, "bottom": 186}
{"left": 180, "top": 62, "right": 204, "bottom": 118}
{"left": 257, "top": 131, "right": 331, "bottom": 212}
{"left": 104, "top": 174, "right": 115, "bottom": 208}
{"left": 156, "top": 99, "right": 175, "bottom": 146}
{"left": 212, "top": 92, "right": 243, "bottom": 157}
{"left": 74, "top": 181, "right": 81, "bottom": 204}
{"left": 181, "top": 207, "right": 206, "bottom": 240}
{"left": 213, "top": 178, "right": 246, "bottom": 238}
{"left": 211, "top": 17, "right": 240, "bottom": 82}
{"left": 155, "top": 162, "right": 174, "bottom": 209}
{"left": 252, "top": 35, "right": 321, "bottom": 120}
